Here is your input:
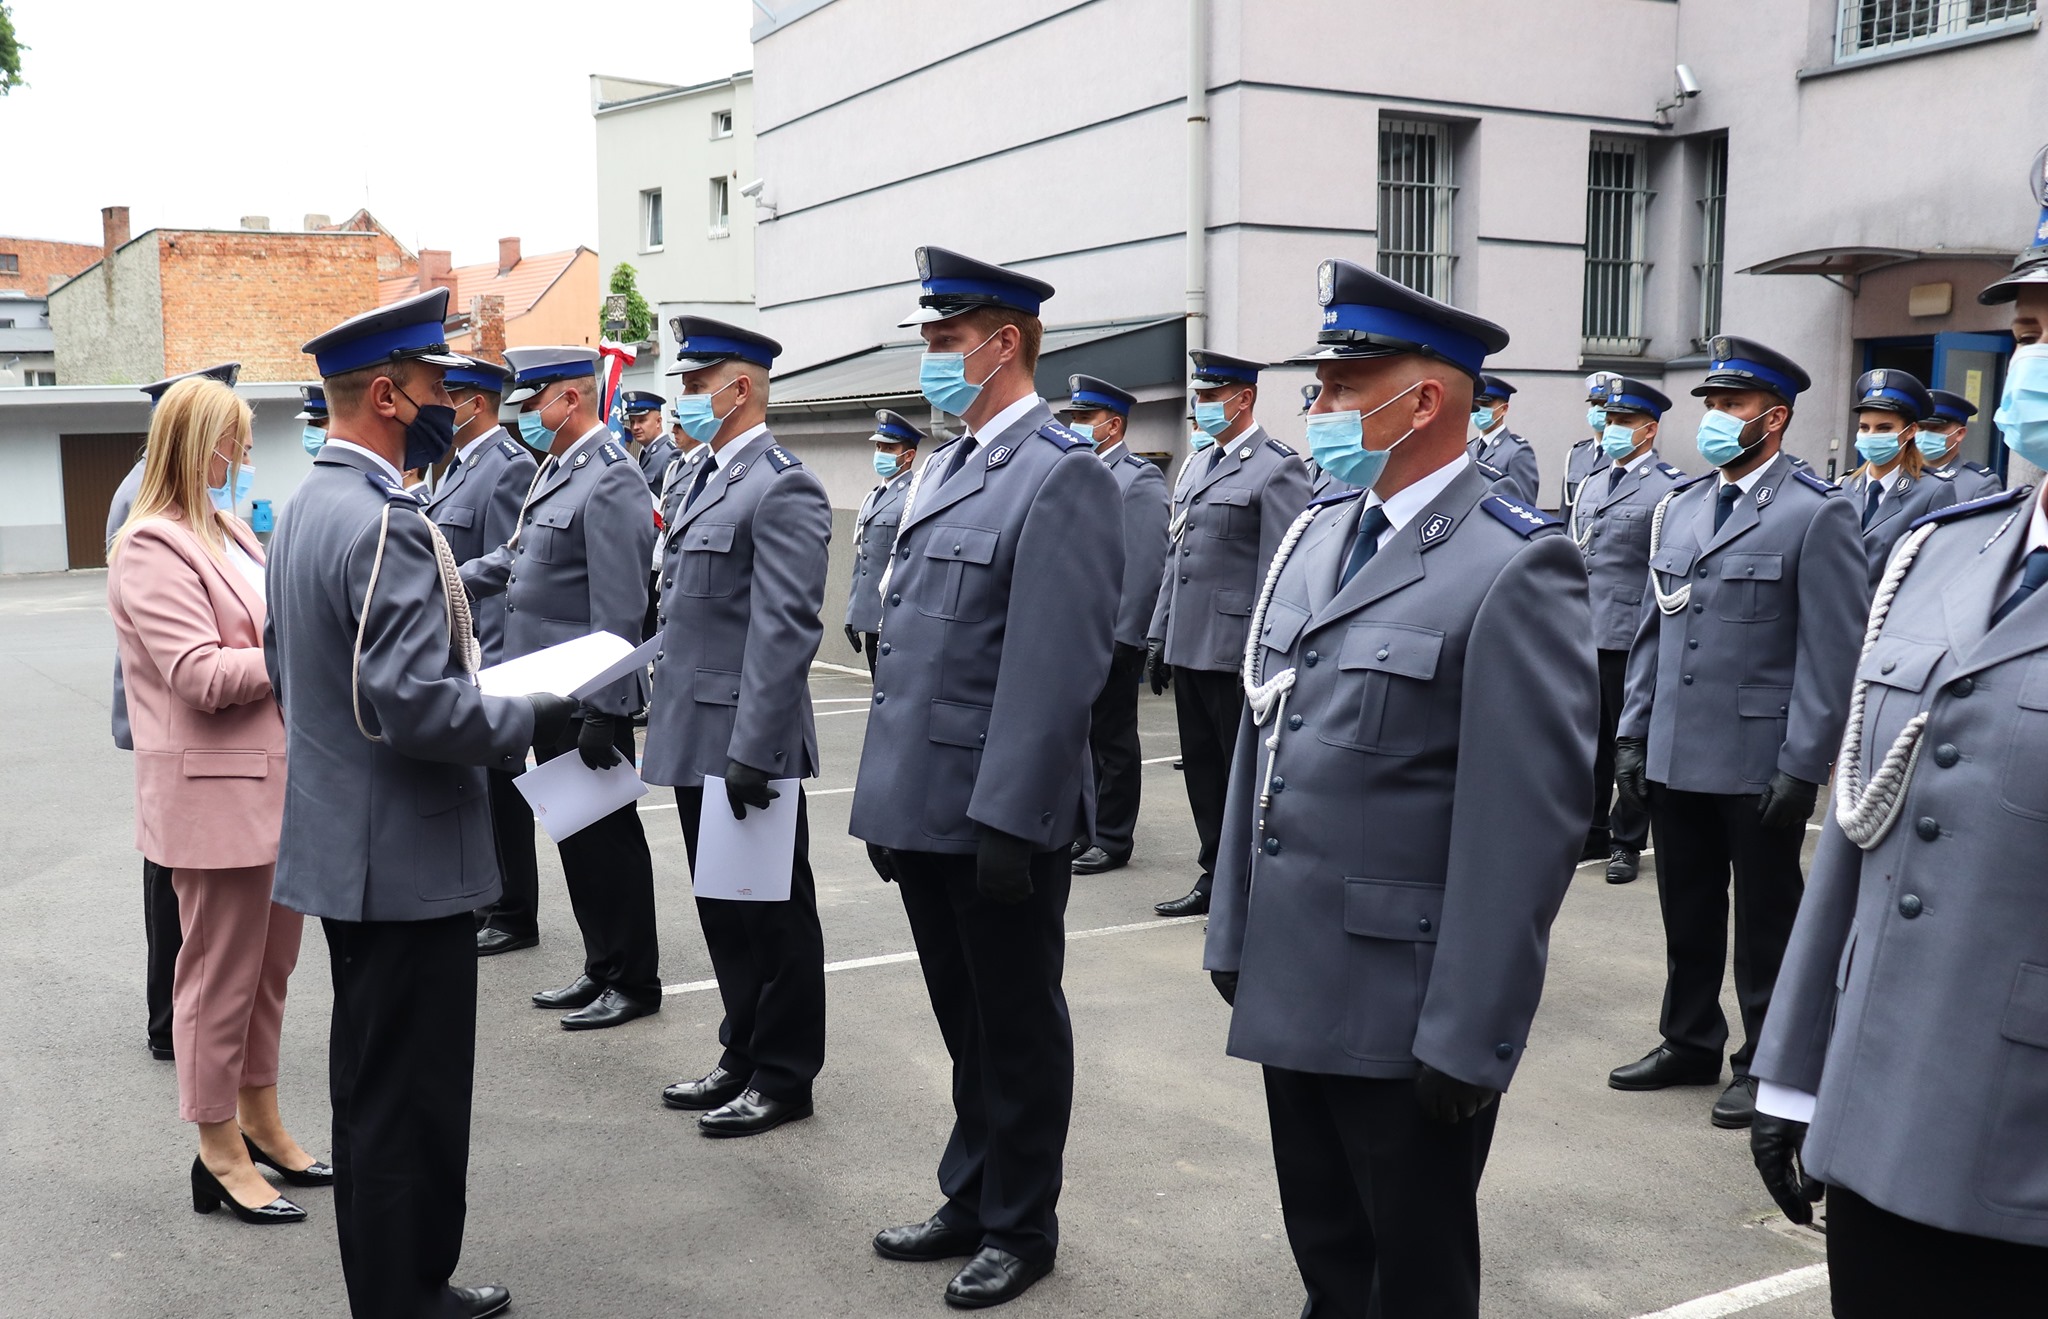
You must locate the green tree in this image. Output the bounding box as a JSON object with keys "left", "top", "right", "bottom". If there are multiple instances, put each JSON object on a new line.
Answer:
{"left": 607, "top": 262, "right": 655, "bottom": 344}
{"left": 0, "top": 4, "right": 25, "bottom": 95}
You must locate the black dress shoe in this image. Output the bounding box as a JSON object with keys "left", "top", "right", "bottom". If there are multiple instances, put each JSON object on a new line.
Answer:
{"left": 149, "top": 1041, "right": 175, "bottom": 1062}
{"left": 662, "top": 1066, "right": 747, "bottom": 1111}
{"left": 1068, "top": 839, "right": 1087, "bottom": 859}
{"left": 190, "top": 1156, "right": 306, "bottom": 1225}
{"left": 1608, "top": 1045, "right": 1721, "bottom": 1091}
{"left": 243, "top": 1134, "right": 335, "bottom": 1187}
{"left": 560, "top": 988, "right": 659, "bottom": 1031}
{"left": 476, "top": 926, "right": 538, "bottom": 956}
{"left": 1154, "top": 888, "right": 1209, "bottom": 917}
{"left": 945, "top": 1247, "right": 1053, "bottom": 1309}
{"left": 1711, "top": 1075, "right": 1758, "bottom": 1130}
{"left": 531, "top": 975, "right": 602, "bottom": 1010}
{"left": 1071, "top": 846, "right": 1128, "bottom": 875}
{"left": 451, "top": 1284, "right": 511, "bottom": 1318}
{"left": 874, "top": 1216, "right": 981, "bottom": 1262}
{"left": 1606, "top": 848, "right": 1640, "bottom": 884}
{"left": 699, "top": 1088, "right": 813, "bottom": 1138}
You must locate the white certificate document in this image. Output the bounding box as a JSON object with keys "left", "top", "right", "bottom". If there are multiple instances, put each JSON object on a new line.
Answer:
{"left": 514, "top": 752, "right": 650, "bottom": 843}
{"left": 476, "top": 631, "right": 657, "bottom": 700}
{"left": 692, "top": 776, "right": 801, "bottom": 902}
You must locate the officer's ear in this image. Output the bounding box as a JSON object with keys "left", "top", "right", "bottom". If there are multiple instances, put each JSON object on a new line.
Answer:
{"left": 1642, "top": 417, "right": 1660, "bottom": 444}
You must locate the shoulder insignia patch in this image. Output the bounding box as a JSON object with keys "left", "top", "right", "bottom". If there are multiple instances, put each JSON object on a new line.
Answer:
{"left": 572, "top": 451, "right": 590, "bottom": 469}
{"left": 1756, "top": 485, "right": 1775, "bottom": 508}
{"left": 1794, "top": 468, "right": 1838, "bottom": 495}
{"left": 1657, "top": 461, "right": 1684, "bottom": 478}
{"left": 1121, "top": 452, "right": 1148, "bottom": 470}
{"left": 764, "top": 445, "right": 801, "bottom": 472}
{"left": 1036, "top": 421, "right": 1087, "bottom": 452}
{"left": 364, "top": 471, "right": 422, "bottom": 504}
{"left": 1307, "top": 486, "right": 1364, "bottom": 509}
{"left": 1925, "top": 466, "right": 1953, "bottom": 483}
{"left": 728, "top": 461, "right": 750, "bottom": 482}
{"left": 1474, "top": 458, "right": 1506, "bottom": 480}
{"left": 1265, "top": 438, "right": 1296, "bottom": 458}
{"left": 986, "top": 443, "right": 1016, "bottom": 469}
{"left": 1418, "top": 510, "right": 1456, "bottom": 548}
{"left": 496, "top": 437, "right": 523, "bottom": 460}
{"left": 1479, "top": 493, "right": 1559, "bottom": 537}
{"left": 1908, "top": 484, "right": 2032, "bottom": 531}
{"left": 1964, "top": 461, "right": 1995, "bottom": 475}
{"left": 598, "top": 442, "right": 627, "bottom": 466}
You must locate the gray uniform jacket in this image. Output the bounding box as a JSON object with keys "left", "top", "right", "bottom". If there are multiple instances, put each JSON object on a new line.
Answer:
{"left": 1619, "top": 453, "right": 1866, "bottom": 793}
{"left": 1560, "top": 437, "right": 1608, "bottom": 525}
{"left": 1753, "top": 486, "right": 2048, "bottom": 1246}
{"left": 1854, "top": 466, "right": 1956, "bottom": 590}
{"left": 638, "top": 434, "right": 678, "bottom": 493}
{"left": 425, "top": 428, "right": 536, "bottom": 664}
{"left": 844, "top": 467, "right": 915, "bottom": 634}
{"left": 461, "top": 425, "right": 655, "bottom": 717}
{"left": 1304, "top": 458, "right": 1354, "bottom": 500}
{"left": 1934, "top": 460, "right": 2003, "bottom": 503}
{"left": 107, "top": 457, "right": 147, "bottom": 750}
{"left": 1148, "top": 425, "right": 1312, "bottom": 672}
{"left": 264, "top": 446, "right": 536, "bottom": 922}
{"left": 1103, "top": 442, "right": 1169, "bottom": 649}
{"left": 642, "top": 430, "right": 831, "bottom": 788}
{"left": 1204, "top": 465, "right": 1598, "bottom": 1090}
{"left": 849, "top": 401, "right": 1122, "bottom": 854}
{"left": 1468, "top": 427, "right": 1540, "bottom": 504}
{"left": 1570, "top": 452, "right": 1691, "bottom": 652}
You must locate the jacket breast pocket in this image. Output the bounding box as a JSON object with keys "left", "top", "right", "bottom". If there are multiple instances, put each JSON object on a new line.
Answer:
{"left": 436, "top": 505, "right": 477, "bottom": 530}
{"left": 1258, "top": 598, "right": 1311, "bottom": 658}
{"left": 1716, "top": 552, "right": 1785, "bottom": 623}
{"left": 2000, "top": 658, "right": 2048, "bottom": 820}
{"left": 922, "top": 700, "right": 991, "bottom": 842}
{"left": 1856, "top": 636, "right": 1944, "bottom": 764}
{"left": 678, "top": 522, "right": 739, "bottom": 598}
{"left": 866, "top": 513, "right": 900, "bottom": 551}
{"left": 1648, "top": 545, "right": 1696, "bottom": 579}
{"left": 1978, "top": 963, "right": 2048, "bottom": 1212}
{"left": 180, "top": 749, "right": 269, "bottom": 779}
{"left": 528, "top": 506, "right": 576, "bottom": 565}
{"left": 1736, "top": 685, "right": 1792, "bottom": 780}
{"left": 1340, "top": 877, "right": 1443, "bottom": 1062}
{"left": 1203, "top": 486, "right": 1254, "bottom": 540}
{"left": 1319, "top": 623, "right": 1443, "bottom": 756}
{"left": 917, "top": 525, "right": 1000, "bottom": 623}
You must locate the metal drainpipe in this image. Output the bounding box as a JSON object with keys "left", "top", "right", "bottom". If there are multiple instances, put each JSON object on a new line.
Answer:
{"left": 1186, "top": 0, "right": 1208, "bottom": 379}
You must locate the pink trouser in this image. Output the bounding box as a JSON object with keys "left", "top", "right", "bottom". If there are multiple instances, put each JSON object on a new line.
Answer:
{"left": 169, "top": 865, "right": 302, "bottom": 1124}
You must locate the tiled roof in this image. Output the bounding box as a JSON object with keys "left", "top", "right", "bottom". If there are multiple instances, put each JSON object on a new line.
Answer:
{"left": 378, "top": 246, "right": 589, "bottom": 321}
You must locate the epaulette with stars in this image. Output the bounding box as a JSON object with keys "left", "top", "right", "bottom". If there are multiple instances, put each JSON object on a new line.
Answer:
{"left": 365, "top": 471, "right": 423, "bottom": 504}
{"left": 1479, "top": 492, "right": 1560, "bottom": 537}
{"left": 1793, "top": 468, "right": 1838, "bottom": 495}
{"left": 1035, "top": 420, "right": 1088, "bottom": 452}
{"left": 597, "top": 441, "right": 629, "bottom": 466}
{"left": 1656, "top": 461, "right": 1685, "bottom": 479}
{"left": 1265, "top": 438, "right": 1296, "bottom": 458}
{"left": 1474, "top": 458, "right": 1506, "bottom": 481}
{"left": 496, "top": 437, "right": 524, "bottom": 460}
{"left": 1307, "top": 485, "right": 1363, "bottom": 509}
{"left": 763, "top": 445, "right": 802, "bottom": 472}
{"left": 1908, "top": 483, "right": 2032, "bottom": 531}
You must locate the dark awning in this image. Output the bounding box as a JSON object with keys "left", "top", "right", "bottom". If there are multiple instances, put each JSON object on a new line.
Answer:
{"left": 1740, "top": 246, "right": 2013, "bottom": 278}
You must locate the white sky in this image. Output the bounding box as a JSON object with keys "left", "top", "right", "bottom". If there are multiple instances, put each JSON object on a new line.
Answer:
{"left": 0, "top": 0, "right": 756, "bottom": 263}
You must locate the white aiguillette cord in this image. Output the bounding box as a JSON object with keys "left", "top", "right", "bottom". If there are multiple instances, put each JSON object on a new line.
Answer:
{"left": 1646, "top": 486, "right": 1693, "bottom": 616}
{"left": 1833, "top": 522, "right": 1938, "bottom": 850}
{"left": 1240, "top": 504, "right": 1328, "bottom": 839}
{"left": 351, "top": 507, "right": 481, "bottom": 743}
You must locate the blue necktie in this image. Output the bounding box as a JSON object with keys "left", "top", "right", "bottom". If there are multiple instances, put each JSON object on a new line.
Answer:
{"left": 1992, "top": 547, "right": 2048, "bottom": 627}
{"left": 1713, "top": 483, "right": 1741, "bottom": 532}
{"left": 682, "top": 457, "right": 712, "bottom": 511}
{"left": 941, "top": 435, "right": 980, "bottom": 484}
{"left": 1339, "top": 506, "right": 1392, "bottom": 589}
{"left": 1862, "top": 479, "right": 1882, "bottom": 529}
{"left": 1206, "top": 444, "right": 1225, "bottom": 474}
{"left": 1607, "top": 465, "right": 1627, "bottom": 494}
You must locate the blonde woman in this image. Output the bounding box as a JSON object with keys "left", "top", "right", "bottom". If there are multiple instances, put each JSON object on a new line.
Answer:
{"left": 1848, "top": 368, "right": 1958, "bottom": 589}
{"left": 108, "top": 377, "right": 326, "bottom": 1226}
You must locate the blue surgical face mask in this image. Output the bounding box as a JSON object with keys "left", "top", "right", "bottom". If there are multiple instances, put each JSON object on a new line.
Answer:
{"left": 873, "top": 450, "right": 902, "bottom": 479}
{"left": 1855, "top": 429, "right": 1904, "bottom": 468}
{"left": 1193, "top": 392, "right": 1247, "bottom": 438}
{"left": 1069, "top": 422, "right": 1096, "bottom": 444}
{"left": 209, "top": 453, "right": 254, "bottom": 512}
{"left": 1994, "top": 343, "right": 2048, "bottom": 471}
{"left": 1304, "top": 381, "right": 1421, "bottom": 491}
{"left": 1601, "top": 421, "right": 1643, "bottom": 460}
{"left": 1189, "top": 428, "right": 1216, "bottom": 452}
{"left": 674, "top": 377, "right": 740, "bottom": 444}
{"left": 1587, "top": 405, "right": 1608, "bottom": 434}
{"left": 1695, "top": 404, "right": 1777, "bottom": 468}
{"left": 918, "top": 331, "right": 1001, "bottom": 416}
{"left": 301, "top": 425, "right": 327, "bottom": 457}
{"left": 1915, "top": 426, "right": 1955, "bottom": 462}
{"left": 1471, "top": 404, "right": 1496, "bottom": 433}
{"left": 517, "top": 405, "right": 556, "bottom": 452}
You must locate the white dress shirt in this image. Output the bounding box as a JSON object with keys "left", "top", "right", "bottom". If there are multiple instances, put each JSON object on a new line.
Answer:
{"left": 1360, "top": 453, "right": 1472, "bottom": 551}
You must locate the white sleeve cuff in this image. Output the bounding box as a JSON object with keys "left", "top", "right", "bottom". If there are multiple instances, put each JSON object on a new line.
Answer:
{"left": 1755, "top": 1080, "right": 1817, "bottom": 1123}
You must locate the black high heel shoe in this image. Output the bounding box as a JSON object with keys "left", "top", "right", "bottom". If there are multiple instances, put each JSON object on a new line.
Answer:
{"left": 191, "top": 1156, "right": 306, "bottom": 1224}
{"left": 243, "top": 1133, "right": 335, "bottom": 1188}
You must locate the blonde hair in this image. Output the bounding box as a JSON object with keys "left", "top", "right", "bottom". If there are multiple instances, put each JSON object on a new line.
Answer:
{"left": 113, "top": 377, "right": 252, "bottom": 561}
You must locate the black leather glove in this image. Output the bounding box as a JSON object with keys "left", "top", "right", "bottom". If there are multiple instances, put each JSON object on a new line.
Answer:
{"left": 975, "top": 828, "right": 1035, "bottom": 905}
{"left": 845, "top": 624, "right": 863, "bottom": 654}
{"left": 865, "top": 842, "right": 897, "bottom": 883}
{"left": 1757, "top": 770, "right": 1820, "bottom": 831}
{"left": 1613, "top": 736, "right": 1649, "bottom": 813}
{"left": 1751, "top": 1112, "right": 1825, "bottom": 1225}
{"left": 575, "top": 712, "right": 621, "bottom": 770}
{"left": 1414, "top": 1064, "right": 1501, "bottom": 1124}
{"left": 1210, "top": 970, "right": 1239, "bottom": 1007}
{"left": 525, "top": 693, "right": 576, "bottom": 750}
{"left": 1145, "top": 639, "right": 1170, "bottom": 696}
{"left": 724, "top": 759, "right": 780, "bottom": 820}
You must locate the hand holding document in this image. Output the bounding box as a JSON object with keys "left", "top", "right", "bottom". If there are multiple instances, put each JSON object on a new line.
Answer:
{"left": 476, "top": 631, "right": 661, "bottom": 701}
{"left": 693, "top": 775, "right": 801, "bottom": 901}
{"left": 514, "top": 750, "right": 650, "bottom": 843}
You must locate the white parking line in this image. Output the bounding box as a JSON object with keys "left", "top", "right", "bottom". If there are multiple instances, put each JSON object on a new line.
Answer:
{"left": 660, "top": 913, "right": 1203, "bottom": 996}
{"left": 1631, "top": 1263, "right": 1828, "bottom": 1318}
{"left": 810, "top": 660, "right": 871, "bottom": 679}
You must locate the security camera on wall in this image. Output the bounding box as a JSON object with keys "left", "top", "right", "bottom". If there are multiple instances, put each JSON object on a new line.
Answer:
{"left": 739, "top": 179, "right": 766, "bottom": 199}
{"left": 1675, "top": 65, "right": 1701, "bottom": 99}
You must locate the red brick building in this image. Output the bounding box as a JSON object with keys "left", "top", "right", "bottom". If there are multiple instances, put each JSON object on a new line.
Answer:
{"left": 0, "top": 236, "right": 103, "bottom": 295}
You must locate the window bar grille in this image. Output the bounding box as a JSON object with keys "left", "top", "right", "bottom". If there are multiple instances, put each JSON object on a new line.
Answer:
{"left": 1838, "top": 0, "right": 2034, "bottom": 60}
{"left": 1696, "top": 136, "right": 1728, "bottom": 348}
{"left": 1583, "top": 137, "right": 1652, "bottom": 356}
{"left": 1377, "top": 118, "right": 1455, "bottom": 302}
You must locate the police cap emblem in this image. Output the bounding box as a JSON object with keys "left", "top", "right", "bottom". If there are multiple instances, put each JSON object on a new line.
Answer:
{"left": 1317, "top": 260, "right": 1336, "bottom": 307}
{"left": 915, "top": 247, "right": 933, "bottom": 280}
{"left": 1711, "top": 336, "right": 1732, "bottom": 363}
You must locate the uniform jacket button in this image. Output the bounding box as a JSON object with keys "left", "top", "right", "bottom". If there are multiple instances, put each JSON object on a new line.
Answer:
{"left": 1898, "top": 893, "right": 1923, "bottom": 918}
{"left": 1948, "top": 676, "right": 1974, "bottom": 697}
{"left": 1180, "top": 574, "right": 1190, "bottom": 584}
{"left": 655, "top": 651, "right": 665, "bottom": 662}
{"left": 1417, "top": 916, "right": 1432, "bottom": 933}
{"left": 1692, "top": 602, "right": 1704, "bottom": 614}
{"left": 1269, "top": 776, "right": 1285, "bottom": 792}
{"left": 1915, "top": 817, "right": 1940, "bottom": 841}
{"left": 1934, "top": 743, "right": 1959, "bottom": 768}
{"left": 730, "top": 689, "right": 740, "bottom": 699}
{"left": 1376, "top": 647, "right": 1390, "bottom": 661}
{"left": 1687, "top": 639, "right": 1698, "bottom": 649}
{"left": 1263, "top": 837, "right": 1281, "bottom": 855}
{"left": 1495, "top": 1042, "right": 1514, "bottom": 1060}
{"left": 890, "top": 593, "right": 902, "bottom": 606}
{"left": 1041, "top": 811, "right": 1053, "bottom": 825}
{"left": 1304, "top": 651, "right": 1319, "bottom": 667}
{"left": 1881, "top": 659, "right": 1898, "bottom": 674}
{"left": 1287, "top": 714, "right": 1303, "bottom": 730}
{"left": 874, "top": 692, "right": 885, "bottom": 704}
{"left": 1682, "top": 674, "right": 1693, "bottom": 685}
{"left": 879, "top": 642, "right": 892, "bottom": 655}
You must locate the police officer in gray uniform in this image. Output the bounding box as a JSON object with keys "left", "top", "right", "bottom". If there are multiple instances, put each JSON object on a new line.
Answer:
{"left": 1064, "top": 374, "right": 1169, "bottom": 876}
{"left": 851, "top": 246, "right": 1122, "bottom": 1311}
{"left": 1467, "top": 373, "right": 1541, "bottom": 504}
{"left": 1847, "top": 369, "right": 1956, "bottom": 589}
{"left": 644, "top": 318, "right": 832, "bottom": 1138}
{"left": 422, "top": 356, "right": 543, "bottom": 956}
{"left": 1147, "top": 349, "right": 1311, "bottom": 917}
{"left": 1610, "top": 336, "right": 1867, "bottom": 1129}
{"left": 461, "top": 346, "right": 661, "bottom": 1031}
{"left": 1918, "top": 389, "right": 2003, "bottom": 501}
{"left": 1575, "top": 377, "right": 1688, "bottom": 884}
{"left": 1749, "top": 476, "right": 2048, "bottom": 1311}
{"left": 1561, "top": 372, "right": 1620, "bottom": 526}
{"left": 111, "top": 360, "right": 242, "bottom": 1061}
{"left": 1207, "top": 259, "right": 1597, "bottom": 1319}
{"left": 268, "top": 290, "right": 562, "bottom": 1319}
{"left": 843, "top": 409, "right": 924, "bottom": 672}
{"left": 621, "top": 390, "right": 675, "bottom": 493}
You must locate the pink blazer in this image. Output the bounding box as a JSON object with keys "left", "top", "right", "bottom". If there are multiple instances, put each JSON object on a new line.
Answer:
{"left": 107, "top": 512, "right": 286, "bottom": 869}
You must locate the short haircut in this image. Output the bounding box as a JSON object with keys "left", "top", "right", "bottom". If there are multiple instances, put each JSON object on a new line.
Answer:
{"left": 960, "top": 307, "right": 1043, "bottom": 374}
{"left": 324, "top": 356, "right": 424, "bottom": 414}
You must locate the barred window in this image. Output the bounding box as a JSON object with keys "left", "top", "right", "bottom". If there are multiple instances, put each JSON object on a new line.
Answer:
{"left": 1377, "top": 118, "right": 1456, "bottom": 302}
{"left": 1839, "top": 0, "right": 2035, "bottom": 59}
{"left": 1583, "top": 137, "right": 1654, "bottom": 356}
{"left": 1696, "top": 136, "right": 1729, "bottom": 348}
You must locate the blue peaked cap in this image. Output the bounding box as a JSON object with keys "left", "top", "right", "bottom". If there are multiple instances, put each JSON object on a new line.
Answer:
{"left": 620, "top": 390, "right": 665, "bottom": 413}
{"left": 1066, "top": 373, "right": 1135, "bottom": 416}
{"left": 1853, "top": 368, "right": 1932, "bottom": 422}
{"left": 443, "top": 356, "right": 512, "bottom": 395}
{"left": 900, "top": 246, "right": 1055, "bottom": 325}
{"left": 302, "top": 289, "right": 464, "bottom": 379}
{"left": 1927, "top": 389, "right": 1978, "bottom": 425}
{"left": 667, "top": 316, "right": 782, "bottom": 374}
{"left": 874, "top": 408, "right": 925, "bottom": 443}
{"left": 1600, "top": 376, "right": 1672, "bottom": 418}
{"left": 1189, "top": 350, "right": 1263, "bottom": 386}
{"left": 1282, "top": 259, "right": 1508, "bottom": 378}
{"left": 294, "top": 384, "right": 327, "bottom": 421}
{"left": 1691, "top": 335, "right": 1811, "bottom": 402}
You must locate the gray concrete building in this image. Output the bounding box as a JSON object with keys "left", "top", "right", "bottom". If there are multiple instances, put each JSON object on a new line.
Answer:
{"left": 0, "top": 292, "right": 59, "bottom": 388}
{"left": 746, "top": 0, "right": 2047, "bottom": 506}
